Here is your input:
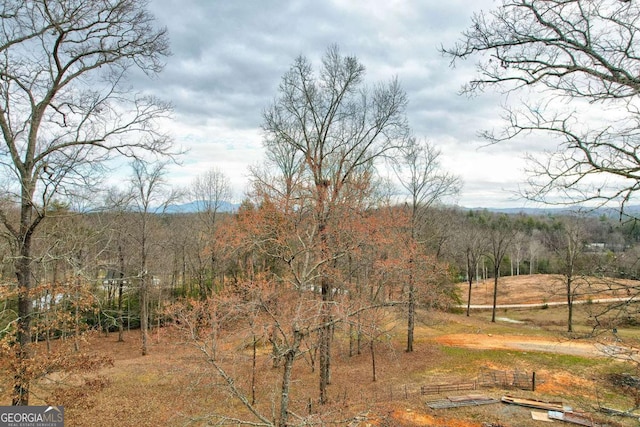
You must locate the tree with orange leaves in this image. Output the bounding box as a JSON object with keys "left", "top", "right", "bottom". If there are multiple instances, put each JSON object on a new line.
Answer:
{"left": 167, "top": 274, "right": 368, "bottom": 427}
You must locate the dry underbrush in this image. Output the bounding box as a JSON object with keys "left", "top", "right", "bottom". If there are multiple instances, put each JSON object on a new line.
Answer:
{"left": 11, "top": 319, "right": 630, "bottom": 427}
{"left": 0, "top": 275, "right": 638, "bottom": 426}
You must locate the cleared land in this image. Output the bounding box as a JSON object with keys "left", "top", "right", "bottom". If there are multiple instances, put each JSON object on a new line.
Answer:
{"left": 460, "top": 274, "right": 638, "bottom": 306}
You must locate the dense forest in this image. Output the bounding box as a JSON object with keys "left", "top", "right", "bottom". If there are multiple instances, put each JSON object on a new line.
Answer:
{"left": 4, "top": 200, "right": 640, "bottom": 300}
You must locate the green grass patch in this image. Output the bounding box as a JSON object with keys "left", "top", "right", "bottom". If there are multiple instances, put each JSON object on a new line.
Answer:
{"left": 439, "top": 345, "right": 605, "bottom": 372}
{"left": 439, "top": 346, "right": 524, "bottom": 368}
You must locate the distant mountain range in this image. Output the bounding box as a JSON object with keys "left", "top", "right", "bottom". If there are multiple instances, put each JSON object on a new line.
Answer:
{"left": 163, "top": 200, "right": 240, "bottom": 214}
{"left": 161, "top": 201, "right": 640, "bottom": 218}
{"left": 464, "top": 205, "right": 640, "bottom": 218}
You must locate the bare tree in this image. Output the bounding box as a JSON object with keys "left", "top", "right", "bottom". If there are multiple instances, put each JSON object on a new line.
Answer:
{"left": 262, "top": 45, "right": 410, "bottom": 404}
{"left": 545, "top": 215, "right": 590, "bottom": 333}
{"left": 511, "top": 231, "right": 527, "bottom": 276}
{"left": 456, "top": 213, "right": 488, "bottom": 317}
{"left": 442, "top": 0, "right": 640, "bottom": 214}
{"left": 486, "top": 213, "right": 515, "bottom": 323}
{"left": 393, "top": 138, "right": 460, "bottom": 351}
{"left": 189, "top": 168, "right": 232, "bottom": 298}
{"left": 395, "top": 139, "right": 461, "bottom": 216}
{"left": 101, "top": 189, "right": 137, "bottom": 342}
{"left": 0, "top": 0, "right": 174, "bottom": 405}
{"left": 250, "top": 132, "right": 305, "bottom": 213}
{"left": 128, "top": 160, "right": 178, "bottom": 356}
{"left": 528, "top": 230, "right": 546, "bottom": 275}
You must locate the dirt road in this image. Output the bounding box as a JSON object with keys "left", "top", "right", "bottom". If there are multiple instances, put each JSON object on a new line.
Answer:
{"left": 462, "top": 297, "right": 631, "bottom": 310}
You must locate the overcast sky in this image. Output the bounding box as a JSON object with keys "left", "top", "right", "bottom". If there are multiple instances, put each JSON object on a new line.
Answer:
{"left": 134, "top": 0, "right": 540, "bottom": 209}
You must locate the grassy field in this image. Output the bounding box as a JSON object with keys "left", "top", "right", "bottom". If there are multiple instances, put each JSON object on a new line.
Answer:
{"left": 2, "top": 274, "right": 639, "bottom": 426}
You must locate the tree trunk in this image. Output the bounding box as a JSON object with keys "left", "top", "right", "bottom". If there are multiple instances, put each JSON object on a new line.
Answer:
{"left": 182, "top": 248, "right": 187, "bottom": 297}
{"left": 530, "top": 256, "right": 534, "bottom": 274}
{"left": 74, "top": 276, "right": 81, "bottom": 352}
{"left": 45, "top": 289, "right": 52, "bottom": 353}
{"left": 271, "top": 331, "right": 281, "bottom": 369}
{"left": 370, "top": 340, "right": 377, "bottom": 382}
{"left": 140, "top": 215, "right": 149, "bottom": 356}
{"left": 210, "top": 252, "right": 216, "bottom": 296}
{"left": 466, "top": 252, "right": 474, "bottom": 317}
{"left": 141, "top": 274, "right": 149, "bottom": 356}
{"left": 318, "top": 299, "right": 331, "bottom": 405}
{"left": 566, "top": 276, "right": 573, "bottom": 333}
{"left": 13, "top": 209, "right": 35, "bottom": 406}
{"left": 279, "top": 329, "right": 302, "bottom": 427}
{"left": 118, "top": 244, "right": 126, "bottom": 342}
{"left": 251, "top": 334, "right": 257, "bottom": 405}
{"left": 406, "top": 281, "right": 415, "bottom": 352}
{"left": 466, "top": 280, "right": 473, "bottom": 317}
{"left": 491, "top": 269, "right": 499, "bottom": 323}
{"left": 318, "top": 213, "right": 332, "bottom": 405}
{"left": 357, "top": 312, "right": 362, "bottom": 355}
{"left": 349, "top": 323, "right": 354, "bottom": 357}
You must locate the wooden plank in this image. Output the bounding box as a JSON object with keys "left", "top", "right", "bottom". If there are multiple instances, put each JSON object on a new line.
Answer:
{"left": 426, "top": 395, "right": 500, "bottom": 409}
{"left": 466, "top": 394, "right": 495, "bottom": 401}
{"left": 501, "top": 395, "right": 565, "bottom": 411}
{"left": 531, "top": 411, "right": 553, "bottom": 422}
{"left": 598, "top": 406, "right": 640, "bottom": 419}
{"left": 548, "top": 411, "right": 606, "bottom": 427}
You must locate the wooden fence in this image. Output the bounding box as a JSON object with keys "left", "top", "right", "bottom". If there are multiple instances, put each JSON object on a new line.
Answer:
{"left": 421, "top": 381, "right": 478, "bottom": 396}
{"left": 478, "top": 368, "right": 536, "bottom": 391}
{"left": 420, "top": 369, "right": 536, "bottom": 397}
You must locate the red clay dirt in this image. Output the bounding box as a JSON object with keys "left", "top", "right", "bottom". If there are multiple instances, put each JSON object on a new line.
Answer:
{"left": 459, "top": 274, "right": 637, "bottom": 306}
{"left": 434, "top": 333, "right": 605, "bottom": 358}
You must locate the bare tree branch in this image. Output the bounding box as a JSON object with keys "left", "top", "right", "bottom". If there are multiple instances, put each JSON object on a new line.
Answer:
{"left": 442, "top": 0, "right": 640, "bottom": 212}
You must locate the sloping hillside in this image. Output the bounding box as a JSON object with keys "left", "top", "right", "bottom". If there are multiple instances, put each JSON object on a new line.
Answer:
{"left": 458, "top": 274, "right": 639, "bottom": 306}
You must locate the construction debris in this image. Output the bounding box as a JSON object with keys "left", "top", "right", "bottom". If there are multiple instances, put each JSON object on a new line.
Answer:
{"left": 598, "top": 406, "right": 640, "bottom": 420}
{"left": 548, "top": 410, "right": 607, "bottom": 427}
{"left": 503, "top": 395, "right": 609, "bottom": 426}
{"left": 501, "top": 395, "right": 569, "bottom": 412}
{"left": 425, "top": 392, "right": 614, "bottom": 426}
{"left": 426, "top": 394, "right": 500, "bottom": 409}
{"left": 531, "top": 411, "right": 553, "bottom": 422}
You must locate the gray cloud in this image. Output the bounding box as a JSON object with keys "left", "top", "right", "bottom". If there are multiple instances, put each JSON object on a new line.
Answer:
{"left": 126, "top": 0, "right": 535, "bottom": 207}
